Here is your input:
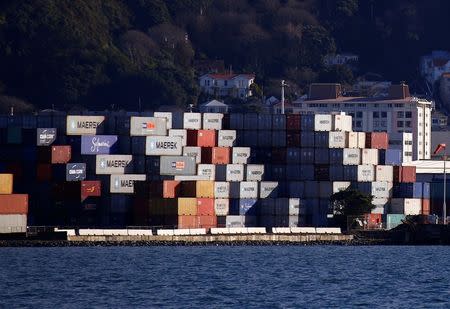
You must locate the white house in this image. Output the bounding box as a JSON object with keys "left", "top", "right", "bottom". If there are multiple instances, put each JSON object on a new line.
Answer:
{"left": 199, "top": 99, "right": 229, "bottom": 113}
{"left": 199, "top": 73, "right": 255, "bottom": 99}
{"left": 420, "top": 50, "right": 450, "bottom": 85}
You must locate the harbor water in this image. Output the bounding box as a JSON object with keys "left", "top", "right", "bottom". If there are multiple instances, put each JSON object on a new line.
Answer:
{"left": 1, "top": 246, "right": 449, "bottom": 308}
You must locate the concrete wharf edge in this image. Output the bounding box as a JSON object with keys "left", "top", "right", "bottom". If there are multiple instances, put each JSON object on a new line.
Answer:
{"left": 67, "top": 234, "right": 354, "bottom": 243}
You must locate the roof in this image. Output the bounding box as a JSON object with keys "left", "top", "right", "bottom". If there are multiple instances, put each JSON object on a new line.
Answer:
{"left": 388, "top": 84, "right": 410, "bottom": 99}
{"left": 442, "top": 72, "right": 450, "bottom": 78}
{"left": 309, "top": 83, "right": 342, "bottom": 100}
{"left": 202, "top": 73, "right": 255, "bottom": 80}
{"left": 201, "top": 99, "right": 228, "bottom": 107}
{"left": 433, "top": 58, "right": 450, "bottom": 67}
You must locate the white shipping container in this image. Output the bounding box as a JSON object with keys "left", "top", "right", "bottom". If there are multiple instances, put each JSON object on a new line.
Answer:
{"left": 217, "top": 130, "right": 237, "bottom": 147}
{"left": 154, "top": 112, "right": 173, "bottom": 129}
{"left": 246, "top": 164, "right": 264, "bottom": 181}
{"left": 183, "top": 146, "right": 202, "bottom": 164}
{"left": 375, "top": 165, "right": 394, "bottom": 182}
{"left": 168, "top": 129, "right": 187, "bottom": 146}
{"left": 333, "top": 114, "right": 352, "bottom": 132}
{"left": 232, "top": 147, "right": 251, "bottom": 164}
{"left": 371, "top": 206, "right": 386, "bottom": 214}
{"left": 226, "top": 164, "right": 244, "bottom": 182}
{"left": 214, "top": 182, "right": 230, "bottom": 198}
{"left": 130, "top": 117, "right": 167, "bottom": 136}
{"left": 347, "top": 132, "right": 358, "bottom": 149}
{"left": 390, "top": 198, "right": 421, "bottom": 215}
{"left": 357, "top": 165, "right": 375, "bottom": 182}
{"left": 0, "top": 214, "right": 27, "bottom": 234}
{"left": 110, "top": 174, "right": 146, "bottom": 193}
{"left": 197, "top": 164, "right": 215, "bottom": 180}
{"left": 240, "top": 181, "right": 258, "bottom": 199}
{"left": 66, "top": 115, "right": 105, "bottom": 135}
{"left": 183, "top": 113, "right": 202, "bottom": 129}
{"left": 362, "top": 149, "right": 378, "bottom": 165}
{"left": 343, "top": 148, "right": 361, "bottom": 165}
{"left": 260, "top": 182, "right": 278, "bottom": 198}
{"left": 202, "top": 113, "right": 223, "bottom": 130}
{"left": 371, "top": 181, "right": 393, "bottom": 198}
{"left": 145, "top": 136, "right": 182, "bottom": 156}
{"left": 328, "top": 131, "right": 347, "bottom": 148}
{"left": 332, "top": 181, "right": 351, "bottom": 193}
{"left": 96, "top": 155, "right": 133, "bottom": 175}
{"left": 314, "top": 114, "right": 332, "bottom": 131}
{"left": 357, "top": 132, "right": 366, "bottom": 148}
{"left": 288, "top": 198, "right": 308, "bottom": 215}
{"left": 214, "top": 198, "right": 229, "bottom": 216}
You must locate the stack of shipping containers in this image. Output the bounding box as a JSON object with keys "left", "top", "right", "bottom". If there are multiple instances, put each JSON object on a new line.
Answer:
{"left": 0, "top": 111, "right": 439, "bottom": 232}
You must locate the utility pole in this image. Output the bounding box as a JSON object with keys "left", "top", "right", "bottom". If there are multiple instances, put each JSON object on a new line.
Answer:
{"left": 444, "top": 154, "right": 447, "bottom": 224}
{"left": 281, "top": 80, "right": 287, "bottom": 114}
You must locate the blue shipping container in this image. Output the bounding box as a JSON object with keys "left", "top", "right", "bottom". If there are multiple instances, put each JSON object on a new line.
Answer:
{"left": 300, "top": 132, "right": 314, "bottom": 147}
{"left": 329, "top": 165, "right": 344, "bottom": 181}
{"left": 300, "top": 148, "right": 314, "bottom": 164}
{"left": 301, "top": 115, "right": 314, "bottom": 131}
{"left": 379, "top": 149, "right": 402, "bottom": 165}
{"left": 299, "top": 165, "right": 315, "bottom": 181}
{"left": 329, "top": 149, "right": 344, "bottom": 164}
{"left": 314, "top": 149, "right": 329, "bottom": 164}
{"left": 314, "top": 132, "right": 329, "bottom": 148}
{"left": 393, "top": 183, "right": 423, "bottom": 198}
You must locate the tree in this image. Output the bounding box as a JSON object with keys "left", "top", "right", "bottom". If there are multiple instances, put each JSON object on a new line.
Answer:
{"left": 319, "top": 65, "right": 355, "bottom": 85}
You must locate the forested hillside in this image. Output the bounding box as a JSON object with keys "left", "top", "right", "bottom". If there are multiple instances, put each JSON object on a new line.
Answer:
{"left": 0, "top": 0, "right": 449, "bottom": 111}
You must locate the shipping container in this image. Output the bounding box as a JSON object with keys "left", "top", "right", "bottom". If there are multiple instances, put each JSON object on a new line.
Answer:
{"left": 314, "top": 114, "right": 332, "bottom": 131}
{"left": 50, "top": 146, "right": 71, "bottom": 164}
{"left": 375, "top": 165, "right": 393, "bottom": 182}
{"left": 329, "top": 149, "right": 343, "bottom": 165}
{"left": 390, "top": 198, "right": 422, "bottom": 215}
{"left": 362, "top": 149, "right": 379, "bottom": 165}
{"left": 229, "top": 114, "right": 244, "bottom": 130}
{"left": 301, "top": 115, "right": 314, "bottom": 131}
{"left": 371, "top": 181, "right": 393, "bottom": 198}
{"left": 333, "top": 114, "right": 352, "bottom": 132}
{"left": 239, "top": 182, "right": 258, "bottom": 199}
{"left": 286, "top": 114, "right": 301, "bottom": 131}
{"left": 197, "top": 164, "right": 215, "bottom": 180}
{"left": 130, "top": 117, "right": 167, "bottom": 136}
{"left": 203, "top": 113, "right": 223, "bottom": 130}
{"left": 196, "top": 180, "right": 215, "bottom": 198}
{"left": 257, "top": 130, "right": 272, "bottom": 147}
{"left": 0, "top": 174, "right": 13, "bottom": 194}
{"left": 66, "top": 115, "right": 105, "bottom": 135}
{"left": 244, "top": 113, "right": 258, "bottom": 130}
{"left": 96, "top": 155, "right": 133, "bottom": 174}
{"left": 393, "top": 166, "right": 416, "bottom": 183}
{"left": 226, "top": 164, "right": 244, "bottom": 182}
{"left": 258, "top": 114, "right": 272, "bottom": 130}
{"left": 0, "top": 194, "right": 28, "bottom": 214}
{"left": 110, "top": 174, "right": 146, "bottom": 193}
{"left": 259, "top": 182, "right": 278, "bottom": 198}
{"left": 160, "top": 156, "right": 196, "bottom": 176}
{"left": 66, "top": 163, "right": 86, "bottom": 181}
{"left": 81, "top": 180, "right": 101, "bottom": 201}
{"left": 329, "top": 131, "right": 347, "bottom": 148}
{"left": 180, "top": 181, "right": 197, "bottom": 197}
{"left": 288, "top": 181, "right": 304, "bottom": 198}
{"left": 286, "top": 132, "right": 301, "bottom": 147}
{"left": 146, "top": 136, "right": 182, "bottom": 156}
{"left": 230, "top": 198, "right": 258, "bottom": 216}
{"left": 366, "top": 132, "right": 388, "bottom": 149}
{"left": 197, "top": 198, "right": 215, "bottom": 216}
{"left": 314, "top": 149, "right": 329, "bottom": 164}
{"left": 357, "top": 132, "right": 366, "bottom": 148}
{"left": 202, "top": 147, "right": 230, "bottom": 164}
{"left": 332, "top": 181, "right": 351, "bottom": 193}
{"left": 0, "top": 214, "right": 27, "bottom": 234}
{"left": 272, "top": 114, "right": 286, "bottom": 130}
{"left": 214, "top": 181, "right": 230, "bottom": 199}
{"left": 214, "top": 198, "right": 229, "bottom": 216}
{"left": 217, "top": 130, "right": 236, "bottom": 147}
{"left": 163, "top": 180, "right": 181, "bottom": 198}
{"left": 385, "top": 214, "right": 405, "bottom": 229}
{"left": 153, "top": 112, "right": 173, "bottom": 129}
{"left": 422, "top": 199, "right": 430, "bottom": 215}
{"left": 300, "top": 132, "right": 315, "bottom": 148}
{"left": 300, "top": 148, "right": 314, "bottom": 164}
{"left": 343, "top": 166, "right": 358, "bottom": 181}
{"left": 329, "top": 165, "right": 344, "bottom": 181}
{"left": 379, "top": 149, "right": 402, "bottom": 165}
{"left": 168, "top": 129, "right": 187, "bottom": 146}
{"left": 178, "top": 198, "right": 197, "bottom": 215}
{"left": 232, "top": 147, "right": 251, "bottom": 164}
{"left": 342, "top": 148, "right": 361, "bottom": 165}
{"left": 272, "top": 131, "right": 286, "bottom": 147}
{"left": 393, "top": 183, "right": 423, "bottom": 198}
{"left": 346, "top": 132, "right": 358, "bottom": 149}
{"left": 178, "top": 215, "right": 197, "bottom": 228}
{"left": 81, "top": 135, "right": 118, "bottom": 155}
{"left": 319, "top": 181, "right": 333, "bottom": 198}
{"left": 303, "top": 181, "right": 319, "bottom": 198}
{"left": 314, "top": 165, "right": 330, "bottom": 181}
{"left": 183, "top": 113, "right": 202, "bottom": 130}
{"left": 314, "top": 132, "right": 329, "bottom": 148}
{"left": 36, "top": 128, "right": 57, "bottom": 146}
{"left": 36, "top": 164, "right": 52, "bottom": 182}
{"left": 187, "top": 130, "right": 216, "bottom": 147}
{"left": 245, "top": 164, "right": 264, "bottom": 181}
{"left": 183, "top": 146, "right": 202, "bottom": 164}
{"left": 357, "top": 165, "right": 375, "bottom": 182}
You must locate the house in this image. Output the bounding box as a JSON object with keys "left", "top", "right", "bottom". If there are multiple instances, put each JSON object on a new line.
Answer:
{"left": 440, "top": 72, "right": 450, "bottom": 110}
{"left": 284, "top": 83, "right": 433, "bottom": 160}
{"left": 420, "top": 51, "right": 450, "bottom": 85}
{"left": 265, "top": 96, "right": 280, "bottom": 106}
{"left": 323, "top": 53, "right": 359, "bottom": 69}
{"left": 199, "top": 73, "right": 255, "bottom": 99}
{"left": 199, "top": 99, "right": 229, "bottom": 113}
{"left": 431, "top": 110, "right": 448, "bottom": 129}
{"left": 352, "top": 81, "right": 392, "bottom": 97}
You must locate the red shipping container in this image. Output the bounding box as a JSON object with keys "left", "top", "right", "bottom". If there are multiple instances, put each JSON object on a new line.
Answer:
{"left": 197, "top": 198, "right": 215, "bottom": 216}
{"left": 81, "top": 180, "right": 101, "bottom": 201}
{"left": 286, "top": 115, "right": 301, "bottom": 131}
{"left": 365, "top": 132, "right": 388, "bottom": 149}
{"left": 178, "top": 215, "right": 197, "bottom": 228}
{"left": 401, "top": 166, "right": 416, "bottom": 183}
{"left": 197, "top": 215, "right": 217, "bottom": 228}
{"left": 422, "top": 199, "right": 430, "bottom": 215}
{"left": 201, "top": 147, "right": 230, "bottom": 164}
{"left": 51, "top": 146, "right": 71, "bottom": 164}
{"left": 37, "top": 164, "right": 52, "bottom": 182}
{"left": 365, "top": 213, "right": 382, "bottom": 225}
{"left": 187, "top": 130, "right": 216, "bottom": 147}
{"left": 286, "top": 133, "right": 300, "bottom": 147}
{"left": 163, "top": 180, "right": 181, "bottom": 198}
{"left": 0, "top": 194, "right": 28, "bottom": 214}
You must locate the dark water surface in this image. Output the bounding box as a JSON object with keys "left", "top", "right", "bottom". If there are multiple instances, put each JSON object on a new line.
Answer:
{"left": 0, "top": 246, "right": 449, "bottom": 308}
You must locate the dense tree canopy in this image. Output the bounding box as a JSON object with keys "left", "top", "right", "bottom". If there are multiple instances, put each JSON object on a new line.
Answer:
{"left": 0, "top": 0, "right": 449, "bottom": 111}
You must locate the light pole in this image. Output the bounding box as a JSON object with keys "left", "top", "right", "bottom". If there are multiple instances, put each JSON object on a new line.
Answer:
{"left": 281, "top": 80, "right": 288, "bottom": 115}
{"left": 434, "top": 143, "right": 447, "bottom": 224}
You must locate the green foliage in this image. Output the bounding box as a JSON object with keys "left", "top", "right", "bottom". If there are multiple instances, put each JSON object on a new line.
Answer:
{"left": 330, "top": 188, "right": 376, "bottom": 217}
{"left": 319, "top": 65, "right": 355, "bottom": 85}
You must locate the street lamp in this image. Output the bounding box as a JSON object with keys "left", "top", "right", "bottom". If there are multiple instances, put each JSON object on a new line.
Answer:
{"left": 434, "top": 143, "right": 447, "bottom": 224}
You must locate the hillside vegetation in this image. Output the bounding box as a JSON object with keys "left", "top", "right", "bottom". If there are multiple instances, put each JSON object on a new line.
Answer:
{"left": 0, "top": 0, "right": 449, "bottom": 111}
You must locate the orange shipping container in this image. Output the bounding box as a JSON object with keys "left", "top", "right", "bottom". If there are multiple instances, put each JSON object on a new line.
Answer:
{"left": 178, "top": 198, "right": 197, "bottom": 215}
{"left": 201, "top": 147, "right": 230, "bottom": 164}
{"left": 0, "top": 174, "right": 13, "bottom": 194}
{"left": 197, "top": 215, "right": 217, "bottom": 228}
{"left": 178, "top": 215, "right": 197, "bottom": 228}
{"left": 196, "top": 180, "right": 215, "bottom": 198}
{"left": 365, "top": 132, "right": 389, "bottom": 149}
{"left": 187, "top": 130, "right": 216, "bottom": 147}
{"left": 0, "top": 194, "right": 28, "bottom": 214}
{"left": 422, "top": 199, "right": 430, "bottom": 215}
{"left": 163, "top": 180, "right": 181, "bottom": 198}
{"left": 197, "top": 198, "right": 215, "bottom": 216}
{"left": 51, "top": 146, "right": 71, "bottom": 164}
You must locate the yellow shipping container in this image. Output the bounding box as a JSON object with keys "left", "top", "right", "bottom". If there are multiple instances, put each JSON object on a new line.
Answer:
{"left": 0, "top": 174, "right": 13, "bottom": 194}
{"left": 196, "top": 180, "right": 215, "bottom": 198}
{"left": 178, "top": 198, "right": 197, "bottom": 215}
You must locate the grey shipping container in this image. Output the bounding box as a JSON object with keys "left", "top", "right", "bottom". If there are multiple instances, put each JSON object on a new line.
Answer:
{"left": 66, "top": 115, "right": 105, "bottom": 135}
{"left": 160, "top": 156, "right": 196, "bottom": 175}
{"left": 130, "top": 117, "right": 167, "bottom": 136}
{"left": 66, "top": 163, "right": 86, "bottom": 181}
{"left": 217, "top": 130, "right": 236, "bottom": 147}
{"left": 96, "top": 155, "right": 133, "bottom": 175}
{"left": 110, "top": 174, "right": 146, "bottom": 194}
{"left": 37, "top": 128, "right": 57, "bottom": 146}
{"left": 260, "top": 181, "right": 279, "bottom": 198}
{"left": 146, "top": 136, "right": 183, "bottom": 156}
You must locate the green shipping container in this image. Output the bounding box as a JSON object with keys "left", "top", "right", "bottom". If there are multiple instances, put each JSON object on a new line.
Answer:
{"left": 7, "top": 127, "right": 22, "bottom": 144}
{"left": 385, "top": 214, "right": 405, "bottom": 230}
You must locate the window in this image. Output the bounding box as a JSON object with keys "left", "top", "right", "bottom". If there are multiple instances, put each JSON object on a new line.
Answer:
{"left": 214, "top": 80, "right": 218, "bottom": 86}
{"left": 358, "top": 103, "right": 366, "bottom": 107}
{"left": 374, "top": 121, "right": 379, "bottom": 127}
{"left": 355, "top": 121, "right": 362, "bottom": 127}
{"left": 348, "top": 112, "right": 355, "bottom": 118}
{"left": 397, "top": 111, "right": 404, "bottom": 118}
{"left": 373, "top": 112, "right": 379, "bottom": 118}
{"left": 405, "top": 121, "right": 411, "bottom": 128}
{"left": 395, "top": 104, "right": 404, "bottom": 108}
{"left": 388, "top": 104, "right": 393, "bottom": 107}
{"left": 356, "top": 112, "right": 363, "bottom": 118}
{"left": 381, "top": 121, "right": 387, "bottom": 127}
{"left": 397, "top": 121, "right": 404, "bottom": 127}
{"left": 224, "top": 80, "right": 228, "bottom": 86}
{"left": 405, "top": 111, "right": 412, "bottom": 118}
{"left": 332, "top": 103, "right": 340, "bottom": 108}
{"left": 381, "top": 112, "right": 387, "bottom": 118}
{"left": 374, "top": 104, "right": 379, "bottom": 107}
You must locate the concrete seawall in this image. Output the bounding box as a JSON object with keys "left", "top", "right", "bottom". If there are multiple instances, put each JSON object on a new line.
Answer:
{"left": 67, "top": 233, "right": 354, "bottom": 243}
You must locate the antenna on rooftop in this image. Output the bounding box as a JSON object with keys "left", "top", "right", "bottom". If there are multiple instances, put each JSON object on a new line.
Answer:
{"left": 10, "top": 106, "right": 13, "bottom": 116}
{"left": 281, "top": 80, "right": 288, "bottom": 115}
